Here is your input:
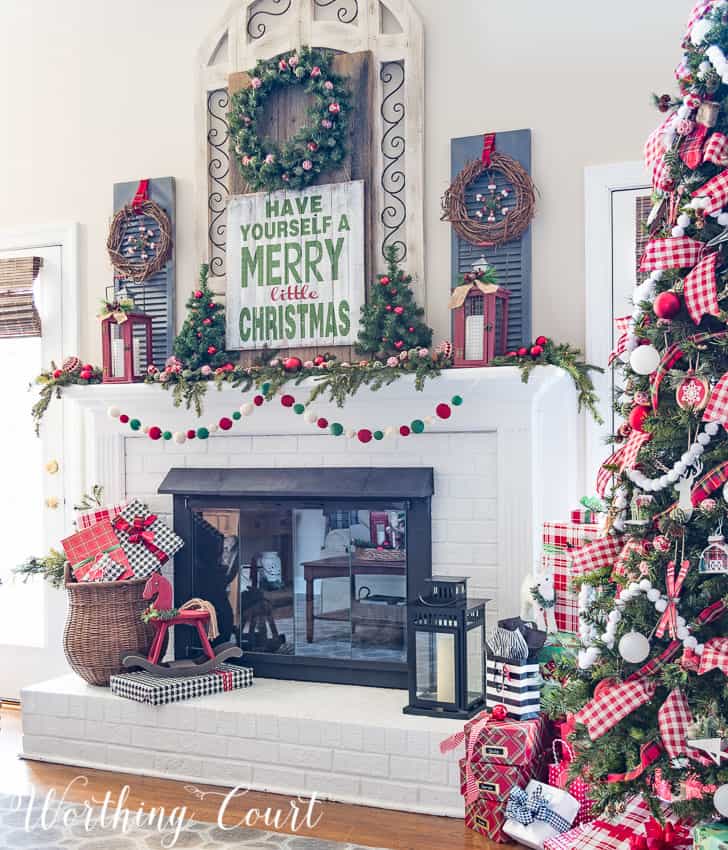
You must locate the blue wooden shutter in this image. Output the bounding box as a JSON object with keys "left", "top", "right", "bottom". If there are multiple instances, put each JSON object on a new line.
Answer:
{"left": 112, "top": 177, "right": 176, "bottom": 367}
{"left": 450, "top": 130, "right": 532, "bottom": 349}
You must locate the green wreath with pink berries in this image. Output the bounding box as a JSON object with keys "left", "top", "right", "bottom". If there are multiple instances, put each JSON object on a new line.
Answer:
{"left": 228, "top": 46, "right": 350, "bottom": 192}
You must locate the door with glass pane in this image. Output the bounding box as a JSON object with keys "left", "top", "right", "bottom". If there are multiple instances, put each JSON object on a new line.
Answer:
{"left": 0, "top": 245, "right": 68, "bottom": 699}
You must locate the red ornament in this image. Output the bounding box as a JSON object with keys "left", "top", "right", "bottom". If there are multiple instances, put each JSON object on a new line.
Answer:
{"left": 653, "top": 291, "right": 681, "bottom": 319}
{"left": 408, "top": 327, "right": 415, "bottom": 333}
{"left": 436, "top": 403, "right": 452, "bottom": 419}
{"left": 197, "top": 332, "right": 202, "bottom": 338}
{"left": 379, "top": 276, "right": 390, "bottom": 285}
{"left": 517, "top": 346, "right": 528, "bottom": 357}
{"left": 281, "top": 394, "right": 295, "bottom": 407}
{"left": 53, "top": 369, "right": 63, "bottom": 379}
{"left": 491, "top": 704, "right": 508, "bottom": 722}
{"left": 208, "top": 302, "right": 215, "bottom": 309}
{"left": 203, "top": 318, "right": 211, "bottom": 326}
{"left": 284, "top": 356, "right": 303, "bottom": 372}
{"left": 186, "top": 428, "right": 196, "bottom": 439}
{"left": 628, "top": 405, "right": 650, "bottom": 432}
{"left": 506, "top": 351, "right": 517, "bottom": 357}
{"left": 530, "top": 344, "right": 544, "bottom": 357}
{"left": 358, "top": 428, "right": 373, "bottom": 443}
{"left": 83, "top": 364, "right": 93, "bottom": 372}
{"left": 253, "top": 394, "right": 264, "bottom": 406}
{"left": 79, "top": 369, "right": 92, "bottom": 380}
{"left": 194, "top": 290, "right": 203, "bottom": 299}
{"left": 390, "top": 288, "right": 397, "bottom": 295}
{"left": 394, "top": 341, "right": 404, "bottom": 349}
{"left": 317, "top": 417, "right": 329, "bottom": 429}
{"left": 314, "top": 355, "right": 325, "bottom": 366}
{"left": 119, "top": 414, "right": 129, "bottom": 424}
{"left": 535, "top": 335, "right": 548, "bottom": 346}
{"left": 219, "top": 417, "right": 233, "bottom": 431}
{"left": 148, "top": 426, "right": 163, "bottom": 441}
{"left": 385, "top": 304, "right": 393, "bottom": 311}
{"left": 394, "top": 306, "right": 404, "bottom": 315}
{"left": 207, "top": 345, "right": 217, "bottom": 355}
{"left": 399, "top": 425, "right": 411, "bottom": 436}
{"left": 676, "top": 374, "right": 710, "bottom": 411}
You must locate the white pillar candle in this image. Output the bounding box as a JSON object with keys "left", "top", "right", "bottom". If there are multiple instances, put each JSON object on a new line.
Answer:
{"left": 436, "top": 633, "right": 455, "bottom": 703}
{"left": 111, "top": 339, "right": 124, "bottom": 378}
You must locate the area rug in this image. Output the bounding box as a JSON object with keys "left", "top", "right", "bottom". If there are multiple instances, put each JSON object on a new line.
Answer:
{"left": 0, "top": 792, "right": 391, "bottom": 850}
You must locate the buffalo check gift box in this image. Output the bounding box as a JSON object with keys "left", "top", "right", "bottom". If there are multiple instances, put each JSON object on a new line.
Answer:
{"left": 504, "top": 779, "right": 580, "bottom": 849}
{"left": 111, "top": 499, "right": 184, "bottom": 579}
{"left": 110, "top": 664, "right": 254, "bottom": 705}
{"left": 61, "top": 520, "right": 133, "bottom": 582}
{"left": 542, "top": 521, "right": 601, "bottom": 634}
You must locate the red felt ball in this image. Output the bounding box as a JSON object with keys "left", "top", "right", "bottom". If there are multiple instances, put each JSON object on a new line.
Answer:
{"left": 148, "top": 426, "right": 163, "bottom": 441}
{"left": 517, "top": 347, "right": 528, "bottom": 357}
{"left": 530, "top": 344, "right": 544, "bottom": 357}
{"left": 284, "top": 356, "right": 303, "bottom": 372}
{"left": 358, "top": 428, "right": 373, "bottom": 443}
{"left": 194, "top": 290, "right": 203, "bottom": 298}
{"left": 53, "top": 369, "right": 63, "bottom": 379}
{"left": 628, "top": 405, "right": 650, "bottom": 432}
{"left": 219, "top": 417, "right": 233, "bottom": 431}
{"left": 207, "top": 345, "right": 217, "bottom": 355}
{"left": 281, "top": 394, "right": 295, "bottom": 407}
{"left": 535, "top": 335, "right": 548, "bottom": 346}
{"left": 186, "top": 429, "right": 196, "bottom": 439}
{"left": 436, "top": 403, "right": 452, "bottom": 419}
{"left": 253, "top": 394, "right": 264, "bottom": 406}
{"left": 317, "top": 417, "right": 329, "bottom": 429}
{"left": 653, "top": 291, "right": 681, "bottom": 319}
{"left": 491, "top": 704, "right": 508, "bottom": 721}
{"left": 119, "top": 414, "right": 129, "bottom": 424}
{"left": 399, "top": 425, "right": 411, "bottom": 437}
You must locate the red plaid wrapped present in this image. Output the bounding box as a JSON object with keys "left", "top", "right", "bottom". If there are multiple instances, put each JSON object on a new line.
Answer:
{"left": 460, "top": 760, "right": 511, "bottom": 842}
{"left": 468, "top": 712, "right": 547, "bottom": 767}
{"left": 542, "top": 522, "right": 601, "bottom": 634}
{"left": 112, "top": 499, "right": 184, "bottom": 579}
{"left": 543, "top": 523, "right": 600, "bottom": 551}
{"left": 77, "top": 500, "right": 129, "bottom": 530}
{"left": 470, "top": 758, "right": 534, "bottom": 799}
{"left": 548, "top": 740, "right": 595, "bottom": 827}
{"left": 61, "top": 520, "right": 133, "bottom": 582}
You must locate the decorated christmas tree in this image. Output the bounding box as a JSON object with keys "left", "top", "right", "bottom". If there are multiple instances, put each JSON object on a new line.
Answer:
{"left": 173, "top": 264, "right": 228, "bottom": 370}
{"left": 356, "top": 247, "right": 432, "bottom": 358}
{"left": 548, "top": 0, "right": 728, "bottom": 822}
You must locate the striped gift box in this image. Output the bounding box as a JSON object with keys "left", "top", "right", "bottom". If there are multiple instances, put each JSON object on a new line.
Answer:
{"left": 485, "top": 657, "right": 541, "bottom": 720}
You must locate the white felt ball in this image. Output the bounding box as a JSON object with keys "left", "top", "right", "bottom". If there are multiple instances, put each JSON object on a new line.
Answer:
{"left": 142, "top": 425, "right": 150, "bottom": 435}
{"left": 346, "top": 429, "right": 356, "bottom": 439}
{"left": 719, "top": 213, "right": 728, "bottom": 227}
{"left": 672, "top": 226, "right": 686, "bottom": 238}
{"left": 585, "top": 646, "right": 601, "bottom": 664}
{"left": 655, "top": 599, "right": 668, "bottom": 613}
{"left": 610, "top": 609, "right": 622, "bottom": 623}
{"left": 647, "top": 588, "right": 661, "bottom": 603}
{"left": 240, "top": 403, "right": 254, "bottom": 416}
{"left": 305, "top": 411, "right": 317, "bottom": 424}
{"left": 628, "top": 582, "right": 641, "bottom": 594}
{"left": 677, "top": 626, "right": 690, "bottom": 641}
{"left": 713, "top": 785, "right": 728, "bottom": 818}
{"left": 677, "top": 213, "right": 692, "bottom": 228}
{"left": 683, "top": 635, "right": 698, "bottom": 650}
{"left": 707, "top": 421, "right": 721, "bottom": 435}
{"left": 691, "top": 19, "right": 712, "bottom": 45}
{"left": 173, "top": 431, "right": 186, "bottom": 444}
{"left": 107, "top": 406, "right": 121, "bottom": 418}
{"left": 696, "top": 643, "right": 705, "bottom": 655}
{"left": 700, "top": 60, "right": 712, "bottom": 73}
{"left": 676, "top": 616, "right": 686, "bottom": 628}
{"left": 630, "top": 344, "right": 660, "bottom": 375}
{"left": 639, "top": 579, "right": 652, "bottom": 591}
{"left": 698, "top": 433, "right": 711, "bottom": 446}
{"left": 385, "top": 426, "right": 395, "bottom": 437}
{"left": 578, "top": 650, "right": 593, "bottom": 670}
{"left": 605, "top": 638, "right": 615, "bottom": 650}
{"left": 618, "top": 631, "right": 651, "bottom": 664}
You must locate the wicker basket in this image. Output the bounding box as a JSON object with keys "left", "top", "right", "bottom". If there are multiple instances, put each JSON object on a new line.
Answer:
{"left": 63, "top": 564, "right": 155, "bottom": 686}
{"left": 354, "top": 546, "right": 403, "bottom": 562}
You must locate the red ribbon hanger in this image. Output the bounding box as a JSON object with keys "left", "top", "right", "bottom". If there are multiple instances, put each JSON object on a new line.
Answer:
{"left": 481, "top": 133, "right": 496, "bottom": 166}
{"left": 131, "top": 178, "right": 150, "bottom": 211}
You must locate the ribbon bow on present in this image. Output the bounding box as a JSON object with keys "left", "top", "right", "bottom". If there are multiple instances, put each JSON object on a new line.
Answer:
{"left": 629, "top": 818, "right": 690, "bottom": 850}
{"left": 506, "top": 786, "right": 572, "bottom": 834}
{"left": 113, "top": 512, "right": 169, "bottom": 565}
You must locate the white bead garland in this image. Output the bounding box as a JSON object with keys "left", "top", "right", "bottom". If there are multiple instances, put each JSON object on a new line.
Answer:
{"left": 626, "top": 422, "right": 719, "bottom": 492}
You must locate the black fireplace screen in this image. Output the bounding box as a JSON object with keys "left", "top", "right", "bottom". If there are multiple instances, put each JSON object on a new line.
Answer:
{"left": 159, "top": 468, "right": 433, "bottom": 688}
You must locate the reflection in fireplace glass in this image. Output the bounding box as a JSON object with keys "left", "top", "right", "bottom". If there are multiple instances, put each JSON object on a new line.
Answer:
{"left": 190, "top": 505, "right": 407, "bottom": 663}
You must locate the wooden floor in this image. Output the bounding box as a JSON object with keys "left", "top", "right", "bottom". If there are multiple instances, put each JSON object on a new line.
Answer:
{"left": 0, "top": 703, "right": 498, "bottom": 850}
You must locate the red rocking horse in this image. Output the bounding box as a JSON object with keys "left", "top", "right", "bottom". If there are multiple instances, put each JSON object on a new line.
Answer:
{"left": 122, "top": 573, "right": 242, "bottom": 677}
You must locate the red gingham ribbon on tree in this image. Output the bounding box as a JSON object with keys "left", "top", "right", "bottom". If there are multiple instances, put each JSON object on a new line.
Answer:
{"left": 612, "top": 538, "right": 645, "bottom": 579}
{"left": 681, "top": 123, "right": 710, "bottom": 169}
{"left": 608, "top": 332, "right": 630, "bottom": 366}
{"left": 703, "top": 370, "right": 728, "bottom": 425}
{"left": 704, "top": 132, "right": 728, "bottom": 165}
{"left": 569, "top": 535, "right": 624, "bottom": 578}
{"left": 690, "top": 458, "right": 728, "bottom": 503}
{"left": 692, "top": 168, "right": 728, "bottom": 214}
{"left": 684, "top": 252, "right": 721, "bottom": 325}
{"left": 657, "top": 688, "right": 693, "bottom": 758}
{"left": 650, "top": 342, "right": 685, "bottom": 410}
{"left": 684, "top": 0, "right": 715, "bottom": 40}
{"left": 655, "top": 558, "right": 690, "bottom": 639}
{"left": 698, "top": 637, "right": 728, "bottom": 674}
{"left": 644, "top": 114, "right": 676, "bottom": 191}
{"left": 131, "top": 178, "right": 150, "bottom": 211}
{"left": 481, "top": 133, "right": 495, "bottom": 166}
{"left": 596, "top": 446, "right": 627, "bottom": 497}
{"left": 113, "top": 512, "right": 170, "bottom": 565}
{"left": 620, "top": 430, "right": 652, "bottom": 472}
{"left": 639, "top": 236, "right": 704, "bottom": 271}
{"left": 606, "top": 741, "right": 662, "bottom": 782}
{"left": 574, "top": 678, "right": 657, "bottom": 740}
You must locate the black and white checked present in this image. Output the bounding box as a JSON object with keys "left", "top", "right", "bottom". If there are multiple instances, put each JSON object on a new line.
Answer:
{"left": 110, "top": 664, "right": 254, "bottom": 705}
{"left": 111, "top": 499, "right": 184, "bottom": 579}
{"left": 486, "top": 656, "right": 542, "bottom": 719}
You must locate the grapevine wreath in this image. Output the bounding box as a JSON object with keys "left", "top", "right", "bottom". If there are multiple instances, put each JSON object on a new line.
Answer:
{"left": 106, "top": 180, "right": 173, "bottom": 284}
{"left": 441, "top": 133, "right": 536, "bottom": 247}
{"left": 228, "top": 46, "right": 350, "bottom": 192}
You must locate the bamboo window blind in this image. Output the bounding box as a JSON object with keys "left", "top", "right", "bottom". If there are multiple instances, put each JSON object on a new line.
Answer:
{"left": 0, "top": 256, "right": 43, "bottom": 338}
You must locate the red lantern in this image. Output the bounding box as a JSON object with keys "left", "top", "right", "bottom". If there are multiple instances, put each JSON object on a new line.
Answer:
{"left": 451, "top": 284, "right": 510, "bottom": 367}
{"left": 101, "top": 312, "right": 153, "bottom": 383}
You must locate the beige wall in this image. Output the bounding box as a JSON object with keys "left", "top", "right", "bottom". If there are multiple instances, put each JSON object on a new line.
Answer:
{"left": 0, "top": 0, "right": 688, "bottom": 362}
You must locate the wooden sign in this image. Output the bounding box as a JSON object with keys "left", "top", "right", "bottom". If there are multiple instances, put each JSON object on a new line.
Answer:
{"left": 226, "top": 180, "right": 365, "bottom": 351}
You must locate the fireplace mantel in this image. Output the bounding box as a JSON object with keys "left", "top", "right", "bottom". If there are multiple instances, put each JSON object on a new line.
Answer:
{"left": 61, "top": 365, "right": 582, "bottom": 619}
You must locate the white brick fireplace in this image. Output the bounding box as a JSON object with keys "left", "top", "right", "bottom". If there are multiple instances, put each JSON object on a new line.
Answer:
{"left": 22, "top": 366, "right": 581, "bottom": 815}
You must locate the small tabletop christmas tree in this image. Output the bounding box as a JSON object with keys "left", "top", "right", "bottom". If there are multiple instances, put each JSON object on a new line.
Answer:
{"left": 173, "top": 264, "right": 228, "bottom": 370}
{"left": 356, "top": 247, "right": 432, "bottom": 359}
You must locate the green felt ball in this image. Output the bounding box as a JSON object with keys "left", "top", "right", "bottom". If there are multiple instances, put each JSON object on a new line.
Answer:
{"left": 163, "top": 431, "right": 173, "bottom": 441}
{"left": 261, "top": 382, "right": 271, "bottom": 395}
{"left": 411, "top": 419, "right": 425, "bottom": 433}
{"left": 197, "top": 427, "right": 210, "bottom": 440}
{"left": 232, "top": 411, "right": 242, "bottom": 420}
{"left": 129, "top": 418, "right": 141, "bottom": 431}
{"left": 451, "top": 395, "right": 463, "bottom": 406}
{"left": 294, "top": 403, "right": 305, "bottom": 415}
{"left": 330, "top": 422, "right": 344, "bottom": 436}
{"left": 373, "top": 430, "right": 384, "bottom": 441}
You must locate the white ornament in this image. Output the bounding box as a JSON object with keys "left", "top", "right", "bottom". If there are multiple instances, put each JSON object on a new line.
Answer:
{"left": 173, "top": 431, "right": 186, "bottom": 444}
{"left": 618, "top": 631, "right": 651, "bottom": 664}
{"left": 691, "top": 18, "right": 713, "bottom": 45}
{"left": 107, "top": 406, "right": 121, "bottom": 418}
{"left": 723, "top": 480, "right": 728, "bottom": 504}
{"left": 240, "top": 403, "right": 254, "bottom": 416}
{"left": 719, "top": 213, "right": 728, "bottom": 227}
{"left": 677, "top": 213, "right": 692, "bottom": 229}
{"left": 671, "top": 226, "right": 686, "bottom": 238}
{"left": 630, "top": 344, "right": 660, "bottom": 375}
{"left": 713, "top": 784, "right": 728, "bottom": 818}
{"left": 628, "top": 582, "right": 640, "bottom": 593}
{"left": 639, "top": 579, "right": 652, "bottom": 592}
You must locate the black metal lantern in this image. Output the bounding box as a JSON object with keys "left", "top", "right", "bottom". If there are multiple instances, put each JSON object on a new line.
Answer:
{"left": 404, "top": 576, "right": 488, "bottom": 719}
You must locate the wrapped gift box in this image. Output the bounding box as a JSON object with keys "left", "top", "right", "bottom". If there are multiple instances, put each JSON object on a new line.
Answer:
{"left": 547, "top": 741, "right": 595, "bottom": 827}
{"left": 504, "top": 780, "right": 580, "bottom": 850}
{"left": 61, "top": 520, "right": 133, "bottom": 582}
{"left": 486, "top": 656, "right": 542, "bottom": 719}
{"left": 468, "top": 712, "right": 548, "bottom": 767}
{"left": 460, "top": 759, "right": 511, "bottom": 842}
{"left": 111, "top": 499, "right": 184, "bottom": 579}
{"left": 110, "top": 664, "right": 254, "bottom": 705}
{"left": 468, "top": 756, "right": 534, "bottom": 798}
{"left": 693, "top": 823, "right": 728, "bottom": 850}
{"left": 77, "top": 500, "right": 129, "bottom": 530}
{"left": 542, "top": 522, "right": 600, "bottom": 634}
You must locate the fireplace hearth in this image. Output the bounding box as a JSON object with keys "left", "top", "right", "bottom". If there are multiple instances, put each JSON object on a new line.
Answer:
{"left": 159, "top": 467, "right": 433, "bottom": 688}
